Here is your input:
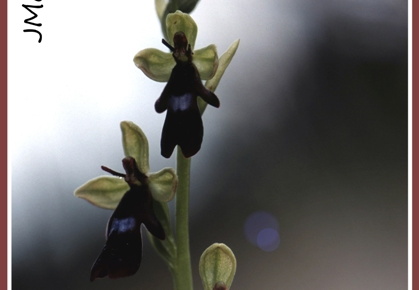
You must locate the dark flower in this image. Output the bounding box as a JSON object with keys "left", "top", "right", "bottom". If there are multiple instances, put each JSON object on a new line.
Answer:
{"left": 75, "top": 122, "right": 177, "bottom": 281}
{"left": 133, "top": 11, "right": 240, "bottom": 158}
{"left": 155, "top": 31, "right": 220, "bottom": 158}
{"left": 90, "top": 157, "right": 165, "bottom": 281}
{"left": 133, "top": 11, "right": 220, "bottom": 158}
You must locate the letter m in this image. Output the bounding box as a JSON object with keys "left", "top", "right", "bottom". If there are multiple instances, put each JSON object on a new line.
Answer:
{"left": 22, "top": 4, "right": 43, "bottom": 27}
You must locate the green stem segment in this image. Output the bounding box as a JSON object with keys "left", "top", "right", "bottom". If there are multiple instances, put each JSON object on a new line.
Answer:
{"left": 173, "top": 147, "right": 193, "bottom": 290}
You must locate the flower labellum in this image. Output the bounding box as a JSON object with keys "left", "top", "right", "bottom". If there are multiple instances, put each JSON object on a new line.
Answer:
{"left": 155, "top": 31, "right": 220, "bottom": 158}
{"left": 90, "top": 157, "right": 165, "bottom": 281}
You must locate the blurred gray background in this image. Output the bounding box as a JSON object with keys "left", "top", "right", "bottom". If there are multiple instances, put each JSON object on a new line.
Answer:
{"left": 10, "top": 0, "right": 408, "bottom": 289}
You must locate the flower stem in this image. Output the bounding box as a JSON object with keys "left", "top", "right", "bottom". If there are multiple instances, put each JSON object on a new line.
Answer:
{"left": 173, "top": 147, "right": 193, "bottom": 290}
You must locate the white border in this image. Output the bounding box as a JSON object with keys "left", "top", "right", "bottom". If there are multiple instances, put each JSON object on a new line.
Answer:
{"left": 5, "top": 1, "right": 413, "bottom": 290}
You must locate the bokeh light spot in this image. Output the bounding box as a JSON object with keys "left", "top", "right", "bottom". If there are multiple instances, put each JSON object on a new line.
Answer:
{"left": 257, "top": 228, "right": 280, "bottom": 252}
{"left": 244, "top": 211, "right": 280, "bottom": 251}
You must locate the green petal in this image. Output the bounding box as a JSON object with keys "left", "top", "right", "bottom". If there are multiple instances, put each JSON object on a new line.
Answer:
{"left": 166, "top": 11, "right": 197, "bottom": 50}
{"left": 120, "top": 121, "right": 150, "bottom": 173}
{"left": 133, "top": 48, "right": 174, "bottom": 82}
{"left": 149, "top": 168, "right": 177, "bottom": 202}
{"left": 74, "top": 176, "right": 129, "bottom": 210}
{"left": 194, "top": 44, "right": 218, "bottom": 80}
{"left": 199, "top": 39, "right": 240, "bottom": 113}
{"left": 199, "top": 243, "right": 237, "bottom": 290}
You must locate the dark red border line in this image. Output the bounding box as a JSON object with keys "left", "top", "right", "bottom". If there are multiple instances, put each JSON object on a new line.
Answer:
{"left": 2, "top": 0, "right": 6, "bottom": 288}
{"left": 413, "top": 0, "right": 417, "bottom": 288}
{"left": 2, "top": 0, "right": 6, "bottom": 287}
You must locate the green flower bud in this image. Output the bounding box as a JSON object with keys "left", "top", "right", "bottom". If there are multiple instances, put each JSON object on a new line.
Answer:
{"left": 199, "top": 243, "right": 237, "bottom": 290}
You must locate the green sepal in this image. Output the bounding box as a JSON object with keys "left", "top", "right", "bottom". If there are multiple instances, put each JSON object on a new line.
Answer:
{"left": 147, "top": 200, "right": 177, "bottom": 269}
{"left": 133, "top": 45, "right": 217, "bottom": 82}
{"left": 133, "top": 48, "right": 175, "bottom": 83}
{"left": 157, "top": 1, "right": 200, "bottom": 39}
{"left": 149, "top": 167, "right": 178, "bottom": 202}
{"left": 74, "top": 176, "right": 129, "bottom": 210}
{"left": 194, "top": 44, "right": 219, "bottom": 80}
{"left": 199, "top": 243, "right": 237, "bottom": 290}
{"left": 134, "top": 11, "right": 219, "bottom": 82}
{"left": 120, "top": 121, "right": 150, "bottom": 173}
{"left": 199, "top": 39, "right": 240, "bottom": 114}
{"left": 166, "top": 11, "right": 197, "bottom": 50}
